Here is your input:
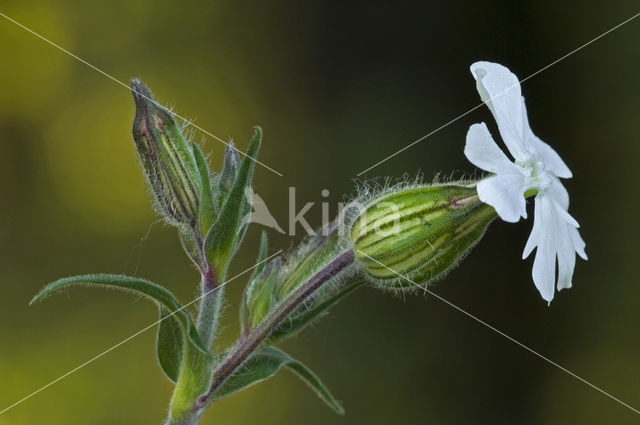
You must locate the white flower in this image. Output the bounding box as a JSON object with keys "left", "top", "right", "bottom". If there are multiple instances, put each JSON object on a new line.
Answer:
{"left": 464, "top": 61, "right": 587, "bottom": 304}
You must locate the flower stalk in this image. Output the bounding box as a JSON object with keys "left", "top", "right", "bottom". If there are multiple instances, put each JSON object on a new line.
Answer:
{"left": 196, "top": 265, "right": 223, "bottom": 351}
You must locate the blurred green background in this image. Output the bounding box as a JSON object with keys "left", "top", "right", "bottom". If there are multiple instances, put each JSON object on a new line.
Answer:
{"left": 1, "top": 1, "right": 639, "bottom": 424}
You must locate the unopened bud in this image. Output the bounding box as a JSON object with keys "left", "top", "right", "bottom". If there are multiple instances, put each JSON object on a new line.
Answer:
{"left": 350, "top": 185, "right": 496, "bottom": 289}
{"left": 214, "top": 142, "right": 239, "bottom": 208}
{"left": 130, "top": 80, "right": 201, "bottom": 226}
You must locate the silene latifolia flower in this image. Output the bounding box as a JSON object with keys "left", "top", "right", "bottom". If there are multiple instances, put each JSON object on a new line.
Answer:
{"left": 464, "top": 61, "right": 587, "bottom": 303}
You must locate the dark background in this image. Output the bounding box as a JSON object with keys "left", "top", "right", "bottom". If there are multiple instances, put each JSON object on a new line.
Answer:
{"left": 1, "top": 1, "right": 639, "bottom": 424}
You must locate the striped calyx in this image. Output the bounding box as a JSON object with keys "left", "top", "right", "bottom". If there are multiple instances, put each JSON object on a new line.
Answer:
{"left": 130, "top": 80, "right": 201, "bottom": 226}
{"left": 350, "top": 185, "right": 496, "bottom": 289}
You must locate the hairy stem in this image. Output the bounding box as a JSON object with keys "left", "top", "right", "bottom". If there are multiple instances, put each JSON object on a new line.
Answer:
{"left": 196, "top": 248, "right": 356, "bottom": 410}
{"left": 165, "top": 234, "right": 223, "bottom": 425}
{"left": 196, "top": 265, "right": 224, "bottom": 348}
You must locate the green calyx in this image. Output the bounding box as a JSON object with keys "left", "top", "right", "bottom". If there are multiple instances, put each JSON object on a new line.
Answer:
{"left": 350, "top": 184, "right": 497, "bottom": 289}
{"left": 130, "top": 80, "right": 202, "bottom": 226}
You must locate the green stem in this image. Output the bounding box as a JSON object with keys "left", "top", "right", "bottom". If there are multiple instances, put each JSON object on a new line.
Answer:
{"left": 167, "top": 341, "right": 212, "bottom": 424}
{"left": 166, "top": 233, "right": 223, "bottom": 425}
{"left": 196, "top": 265, "right": 224, "bottom": 348}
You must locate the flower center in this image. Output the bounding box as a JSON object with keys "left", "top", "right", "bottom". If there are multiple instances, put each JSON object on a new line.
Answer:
{"left": 518, "top": 159, "right": 553, "bottom": 192}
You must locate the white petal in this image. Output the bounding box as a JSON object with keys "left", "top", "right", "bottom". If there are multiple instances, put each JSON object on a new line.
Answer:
{"left": 535, "top": 140, "right": 573, "bottom": 179}
{"left": 464, "top": 123, "right": 518, "bottom": 174}
{"left": 470, "top": 62, "right": 528, "bottom": 162}
{"left": 528, "top": 196, "right": 556, "bottom": 303}
{"left": 532, "top": 240, "right": 556, "bottom": 303}
{"left": 476, "top": 173, "right": 527, "bottom": 223}
{"left": 521, "top": 97, "right": 572, "bottom": 178}
{"left": 522, "top": 196, "right": 543, "bottom": 259}
{"left": 556, "top": 254, "right": 575, "bottom": 290}
{"left": 555, "top": 205, "right": 580, "bottom": 228}
{"left": 554, "top": 203, "right": 577, "bottom": 290}
{"left": 570, "top": 226, "right": 588, "bottom": 260}
{"left": 546, "top": 178, "right": 570, "bottom": 211}
{"left": 523, "top": 195, "right": 587, "bottom": 302}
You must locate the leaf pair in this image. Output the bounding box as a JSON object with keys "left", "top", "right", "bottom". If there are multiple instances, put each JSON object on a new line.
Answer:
{"left": 30, "top": 274, "right": 210, "bottom": 382}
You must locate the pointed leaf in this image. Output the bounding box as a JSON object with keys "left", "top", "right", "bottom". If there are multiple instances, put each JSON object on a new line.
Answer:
{"left": 251, "top": 231, "right": 269, "bottom": 282}
{"left": 284, "top": 353, "right": 345, "bottom": 415}
{"left": 215, "top": 347, "right": 344, "bottom": 414}
{"left": 30, "top": 274, "right": 210, "bottom": 357}
{"left": 247, "top": 267, "right": 277, "bottom": 329}
{"left": 204, "top": 127, "right": 261, "bottom": 275}
{"left": 157, "top": 308, "right": 184, "bottom": 382}
{"left": 240, "top": 231, "right": 269, "bottom": 331}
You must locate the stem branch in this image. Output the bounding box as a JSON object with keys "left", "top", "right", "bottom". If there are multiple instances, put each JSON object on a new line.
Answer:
{"left": 197, "top": 248, "right": 356, "bottom": 409}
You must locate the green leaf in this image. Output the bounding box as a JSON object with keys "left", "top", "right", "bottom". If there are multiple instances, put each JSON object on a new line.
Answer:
{"left": 251, "top": 231, "right": 269, "bottom": 282}
{"left": 192, "top": 143, "right": 217, "bottom": 236}
{"left": 215, "top": 347, "right": 344, "bottom": 414}
{"left": 240, "top": 231, "right": 269, "bottom": 331}
{"left": 157, "top": 308, "right": 184, "bottom": 382}
{"left": 268, "top": 280, "right": 366, "bottom": 344}
{"left": 247, "top": 265, "right": 278, "bottom": 329}
{"left": 284, "top": 354, "right": 344, "bottom": 415}
{"left": 30, "top": 274, "right": 210, "bottom": 359}
{"left": 204, "top": 126, "right": 262, "bottom": 275}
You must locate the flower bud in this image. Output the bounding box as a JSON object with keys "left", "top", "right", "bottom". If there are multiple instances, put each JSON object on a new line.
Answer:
{"left": 350, "top": 185, "right": 496, "bottom": 289}
{"left": 130, "top": 80, "right": 201, "bottom": 226}
{"left": 215, "top": 142, "right": 239, "bottom": 207}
